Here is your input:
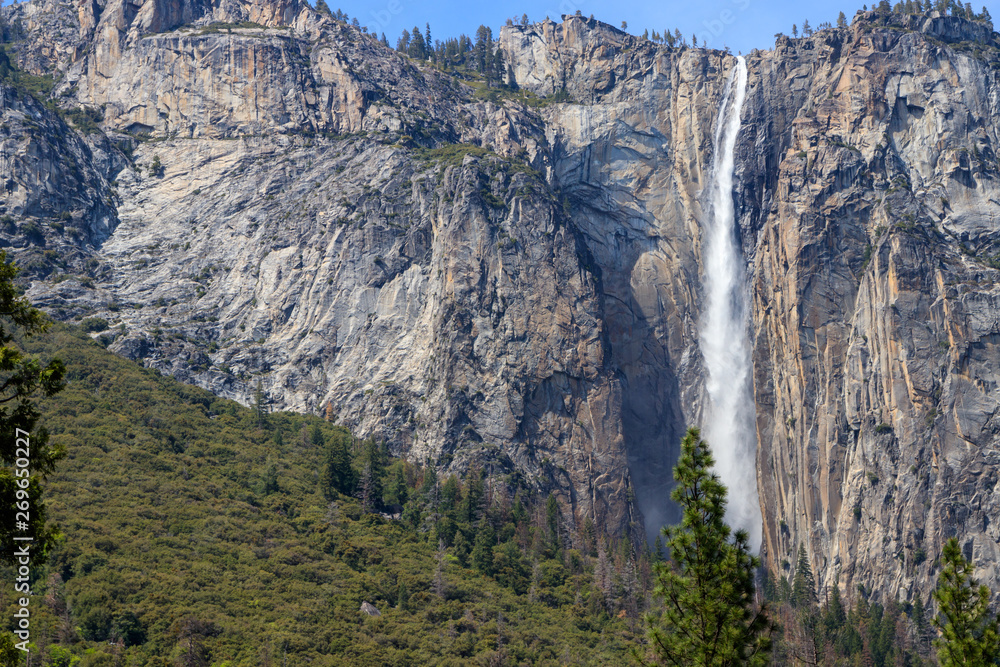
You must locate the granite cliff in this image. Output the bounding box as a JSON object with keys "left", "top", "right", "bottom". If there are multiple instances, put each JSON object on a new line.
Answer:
{"left": 2, "top": 0, "right": 999, "bottom": 606}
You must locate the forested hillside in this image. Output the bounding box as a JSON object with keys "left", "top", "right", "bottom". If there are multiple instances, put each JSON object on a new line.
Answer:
{"left": 2, "top": 325, "right": 647, "bottom": 665}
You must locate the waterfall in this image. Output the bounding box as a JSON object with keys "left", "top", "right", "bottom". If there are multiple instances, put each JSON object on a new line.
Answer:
{"left": 699, "top": 56, "right": 762, "bottom": 552}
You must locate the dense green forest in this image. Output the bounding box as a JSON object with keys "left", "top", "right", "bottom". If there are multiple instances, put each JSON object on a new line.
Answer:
{"left": 0, "top": 325, "right": 649, "bottom": 665}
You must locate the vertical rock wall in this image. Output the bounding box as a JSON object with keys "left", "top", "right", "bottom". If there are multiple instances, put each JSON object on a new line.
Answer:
{"left": 3, "top": 0, "right": 999, "bottom": 600}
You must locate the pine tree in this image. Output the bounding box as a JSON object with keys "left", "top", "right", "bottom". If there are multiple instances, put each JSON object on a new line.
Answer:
{"left": 357, "top": 461, "right": 377, "bottom": 513}
{"left": 824, "top": 577, "right": 846, "bottom": 632}
{"left": 408, "top": 26, "right": 426, "bottom": 59}
{"left": 528, "top": 559, "right": 541, "bottom": 603}
{"left": 419, "top": 466, "right": 437, "bottom": 496}
{"left": 314, "top": 0, "right": 332, "bottom": 15}
{"left": 792, "top": 543, "right": 816, "bottom": 608}
{"left": 636, "top": 428, "right": 772, "bottom": 666}
{"left": 874, "top": 598, "right": 900, "bottom": 664}
{"left": 0, "top": 251, "right": 66, "bottom": 564}
{"left": 261, "top": 458, "right": 279, "bottom": 494}
{"left": 253, "top": 378, "right": 267, "bottom": 429}
{"left": 779, "top": 575, "right": 792, "bottom": 603}
{"left": 385, "top": 464, "right": 408, "bottom": 508}
{"left": 932, "top": 538, "right": 1000, "bottom": 666}
{"left": 838, "top": 11, "right": 849, "bottom": 27}
{"left": 913, "top": 591, "right": 932, "bottom": 654}
{"left": 172, "top": 618, "right": 210, "bottom": 667}
{"left": 545, "top": 494, "right": 560, "bottom": 555}
{"left": 494, "top": 542, "right": 529, "bottom": 593}
{"left": 493, "top": 48, "right": 505, "bottom": 87}
{"left": 441, "top": 474, "right": 461, "bottom": 511}
{"left": 461, "top": 470, "right": 485, "bottom": 523}
{"left": 433, "top": 539, "right": 447, "bottom": 597}
{"left": 912, "top": 591, "right": 926, "bottom": 632}
{"left": 472, "top": 523, "right": 496, "bottom": 575}
{"left": 452, "top": 529, "right": 471, "bottom": 565}
{"left": 322, "top": 430, "right": 354, "bottom": 497}
{"left": 397, "top": 581, "right": 410, "bottom": 610}
{"left": 594, "top": 541, "right": 612, "bottom": 610}
{"left": 355, "top": 439, "right": 385, "bottom": 512}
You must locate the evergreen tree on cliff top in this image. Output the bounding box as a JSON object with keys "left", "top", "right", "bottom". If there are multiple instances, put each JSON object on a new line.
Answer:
{"left": 634, "top": 428, "right": 772, "bottom": 666}
{"left": 932, "top": 537, "right": 1000, "bottom": 666}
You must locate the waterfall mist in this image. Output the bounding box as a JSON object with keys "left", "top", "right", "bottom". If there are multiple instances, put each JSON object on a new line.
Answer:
{"left": 699, "top": 56, "right": 763, "bottom": 552}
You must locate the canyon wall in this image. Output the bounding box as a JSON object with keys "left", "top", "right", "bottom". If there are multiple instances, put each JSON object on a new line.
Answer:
{"left": 2, "top": 0, "right": 999, "bottom": 603}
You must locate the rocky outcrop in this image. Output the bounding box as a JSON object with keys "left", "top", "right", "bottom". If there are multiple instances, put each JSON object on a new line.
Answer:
{"left": 0, "top": 82, "right": 120, "bottom": 272}
{"left": 3, "top": 0, "right": 999, "bottom": 606}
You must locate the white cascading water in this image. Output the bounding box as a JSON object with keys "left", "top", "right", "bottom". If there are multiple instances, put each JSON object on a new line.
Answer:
{"left": 699, "top": 56, "right": 763, "bottom": 552}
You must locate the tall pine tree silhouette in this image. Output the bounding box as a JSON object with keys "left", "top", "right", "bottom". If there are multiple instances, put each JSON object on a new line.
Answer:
{"left": 635, "top": 428, "right": 772, "bottom": 666}
{"left": 792, "top": 543, "right": 816, "bottom": 608}
{"left": 932, "top": 538, "right": 1000, "bottom": 666}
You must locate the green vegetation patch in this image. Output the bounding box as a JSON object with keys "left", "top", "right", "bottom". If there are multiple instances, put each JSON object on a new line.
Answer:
{"left": 470, "top": 82, "right": 575, "bottom": 108}
{"left": 414, "top": 142, "right": 493, "bottom": 167}
{"left": 1, "top": 326, "right": 636, "bottom": 665}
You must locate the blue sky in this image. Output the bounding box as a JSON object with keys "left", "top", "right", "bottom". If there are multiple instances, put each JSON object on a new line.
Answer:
{"left": 332, "top": 0, "right": 999, "bottom": 55}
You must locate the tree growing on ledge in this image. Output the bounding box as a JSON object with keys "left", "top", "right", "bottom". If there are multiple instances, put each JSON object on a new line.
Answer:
{"left": 932, "top": 537, "right": 1000, "bottom": 666}
{"left": 0, "top": 250, "right": 66, "bottom": 564}
{"left": 634, "top": 428, "right": 772, "bottom": 666}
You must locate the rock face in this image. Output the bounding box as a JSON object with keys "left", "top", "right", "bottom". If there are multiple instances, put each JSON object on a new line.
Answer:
{"left": 0, "top": 82, "right": 120, "bottom": 266}
{"left": 3, "top": 0, "right": 999, "bottom": 605}
{"left": 739, "top": 13, "right": 1000, "bottom": 603}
